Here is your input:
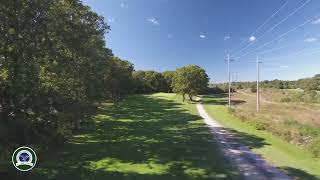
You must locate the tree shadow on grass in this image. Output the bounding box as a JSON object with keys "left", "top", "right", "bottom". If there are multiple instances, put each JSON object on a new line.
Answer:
{"left": 200, "top": 95, "right": 246, "bottom": 106}
{"left": 213, "top": 128, "right": 270, "bottom": 149}
{"left": 6, "top": 94, "right": 270, "bottom": 180}
{"left": 280, "top": 167, "right": 320, "bottom": 180}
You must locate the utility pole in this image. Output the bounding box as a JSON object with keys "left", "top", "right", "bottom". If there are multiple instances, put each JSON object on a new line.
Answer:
{"left": 225, "top": 54, "right": 234, "bottom": 108}
{"left": 228, "top": 54, "right": 231, "bottom": 108}
{"left": 256, "top": 56, "right": 261, "bottom": 112}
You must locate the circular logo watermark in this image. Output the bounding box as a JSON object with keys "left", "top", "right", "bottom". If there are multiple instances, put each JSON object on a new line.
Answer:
{"left": 12, "top": 146, "right": 37, "bottom": 171}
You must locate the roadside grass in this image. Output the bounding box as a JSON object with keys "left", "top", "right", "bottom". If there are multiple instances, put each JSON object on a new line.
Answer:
{"left": 7, "top": 93, "right": 240, "bottom": 180}
{"left": 232, "top": 90, "right": 320, "bottom": 157}
{"left": 202, "top": 94, "right": 320, "bottom": 180}
{"left": 235, "top": 89, "right": 320, "bottom": 126}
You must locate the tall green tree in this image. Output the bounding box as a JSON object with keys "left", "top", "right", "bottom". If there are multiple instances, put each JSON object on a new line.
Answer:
{"left": 105, "top": 57, "right": 134, "bottom": 107}
{"left": 162, "top": 71, "right": 175, "bottom": 93}
{"left": 0, "top": 0, "right": 112, "bottom": 145}
{"left": 144, "top": 71, "right": 165, "bottom": 92}
{"left": 132, "top": 70, "right": 147, "bottom": 93}
{"left": 172, "top": 65, "right": 209, "bottom": 101}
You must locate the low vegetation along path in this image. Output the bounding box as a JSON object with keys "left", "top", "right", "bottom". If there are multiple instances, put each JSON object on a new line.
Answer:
{"left": 196, "top": 97, "right": 292, "bottom": 180}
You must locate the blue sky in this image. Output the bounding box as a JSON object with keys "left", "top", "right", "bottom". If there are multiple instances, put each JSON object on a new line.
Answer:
{"left": 82, "top": 0, "right": 320, "bottom": 83}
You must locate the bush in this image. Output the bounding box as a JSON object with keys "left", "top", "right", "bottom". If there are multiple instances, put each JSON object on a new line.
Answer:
{"left": 308, "top": 138, "right": 320, "bottom": 157}
{"left": 252, "top": 120, "right": 267, "bottom": 130}
{"left": 250, "top": 85, "right": 257, "bottom": 93}
{"left": 228, "top": 107, "right": 236, "bottom": 114}
{"left": 280, "top": 97, "right": 291, "bottom": 102}
{"left": 228, "top": 107, "right": 320, "bottom": 157}
{"left": 202, "top": 86, "right": 225, "bottom": 94}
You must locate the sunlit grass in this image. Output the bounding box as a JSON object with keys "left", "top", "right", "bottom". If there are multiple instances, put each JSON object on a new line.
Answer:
{"left": 87, "top": 158, "right": 169, "bottom": 175}
{"left": 29, "top": 93, "right": 240, "bottom": 180}
{"left": 202, "top": 95, "right": 320, "bottom": 180}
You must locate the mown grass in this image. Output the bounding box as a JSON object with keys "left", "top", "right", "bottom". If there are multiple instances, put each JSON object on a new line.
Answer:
{"left": 202, "top": 94, "right": 320, "bottom": 180}
{"left": 5, "top": 93, "right": 240, "bottom": 180}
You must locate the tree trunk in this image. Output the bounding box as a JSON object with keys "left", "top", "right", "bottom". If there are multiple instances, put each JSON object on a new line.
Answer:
{"left": 182, "top": 93, "right": 185, "bottom": 102}
{"left": 189, "top": 94, "right": 193, "bottom": 101}
{"left": 113, "top": 96, "right": 116, "bottom": 107}
{"left": 75, "top": 113, "right": 80, "bottom": 130}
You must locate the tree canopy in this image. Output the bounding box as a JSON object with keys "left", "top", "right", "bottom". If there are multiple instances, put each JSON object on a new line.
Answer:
{"left": 0, "top": 0, "right": 211, "bottom": 150}
{"left": 172, "top": 65, "right": 209, "bottom": 101}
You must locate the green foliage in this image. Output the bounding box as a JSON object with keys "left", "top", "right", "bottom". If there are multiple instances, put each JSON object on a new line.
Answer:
{"left": 132, "top": 70, "right": 147, "bottom": 93}
{"left": 105, "top": 57, "right": 134, "bottom": 107}
{"left": 172, "top": 65, "right": 209, "bottom": 101}
{"left": 232, "top": 112, "right": 320, "bottom": 157}
{"left": 228, "top": 107, "right": 236, "bottom": 114}
{"left": 0, "top": 0, "right": 135, "bottom": 147}
{"left": 202, "top": 96, "right": 320, "bottom": 178}
{"left": 308, "top": 138, "right": 320, "bottom": 158}
{"left": 131, "top": 70, "right": 182, "bottom": 95}
{"left": 132, "top": 70, "right": 170, "bottom": 94}
{"left": 280, "top": 90, "right": 320, "bottom": 103}
{"left": 162, "top": 71, "right": 175, "bottom": 92}
{"left": 224, "top": 76, "right": 320, "bottom": 91}
{"left": 250, "top": 84, "right": 257, "bottom": 93}
{"left": 280, "top": 97, "right": 291, "bottom": 102}
{"left": 252, "top": 120, "right": 267, "bottom": 131}
{"left": 24, "top": 94, "right": 240, "bottom": 179}
{"left": 144, "top": 71, "right": 166, "bottom": 92}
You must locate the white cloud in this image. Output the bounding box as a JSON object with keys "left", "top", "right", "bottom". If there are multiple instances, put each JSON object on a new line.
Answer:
{"left": 304, "top": 37, "right": 318, "bottom": 42}
{"left": 147, "top": 17, "right": 160, "bottom": 26}
{"left": 120, "top": 0, "right": 128, "bottom": 8}
{"left": 200, "top": 34, "right": 206, "bottom": 39}
{"left": 224, "top": 36, "right": 231, "bottom": 40}
{"left": 281, "top": 65, "right": 289, "bottom": 68}
{"left": 107, "top": 18, "right": 115, "bottom": 23}
{"left": 249, "top": 36, "right": 256, "bottom": 42}
{"left": 311, "top": 18, "right": 320, "bottom": 24}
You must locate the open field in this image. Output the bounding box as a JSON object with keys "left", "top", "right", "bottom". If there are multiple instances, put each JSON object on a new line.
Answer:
{"left": 5, "top": 93, "right": 240, "bottom": 180}
{"left": 234, "top": 89, "right": 320, "bottom": 126}
{"left": 202, "top": 94, "right": 320, "bottom": 180}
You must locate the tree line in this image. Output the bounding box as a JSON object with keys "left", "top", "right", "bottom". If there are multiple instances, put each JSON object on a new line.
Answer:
{"left": 133, "top": 67, "right": 209, "bottom": 101}
{"left": 0, "top": 0, "right": 209, "bottom": 149}
{"left": 214, "top": 74, "right": 320, "bottom": 93}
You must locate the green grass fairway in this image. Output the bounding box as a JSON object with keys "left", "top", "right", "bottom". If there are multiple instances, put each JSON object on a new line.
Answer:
{"left": 25, "top": 93, "right": 240, "bottom": 179}
{"left": 202, "top": 94, "right": 320, "bottom": 180}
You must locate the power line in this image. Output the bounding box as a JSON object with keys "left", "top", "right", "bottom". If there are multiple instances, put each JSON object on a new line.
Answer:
{"left": 251, "top": 1, "right": 289, "bottom": 36}
{"left": 256, "top": 44, "right": 292, "bottom": 55}
{"left": 232, "top": 0, "right": 312, "bottom": 59}
{"left": 255, "top": 0, "right": 312, "bottom": 42}
{"left": 262, "top": 46, "right": 320, "bottom": 62}
{"left": 229, "top": 1, "right": 289, "bottom": 55}
{"left": 233, "top": 15, "right": 318, "bottom": 60}
{"left": 255, "top": 39, "right": 316, "bottom": 55}
{"left": 256, "top": 15, "right": 319, "bottom": 49}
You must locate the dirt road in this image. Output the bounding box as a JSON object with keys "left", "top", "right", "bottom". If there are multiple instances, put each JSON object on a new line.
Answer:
{"left": 196, "top": 97, "right": 291, "bottom": 180}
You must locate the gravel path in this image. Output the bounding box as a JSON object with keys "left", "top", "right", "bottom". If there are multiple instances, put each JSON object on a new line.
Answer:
{"left": 196, "top": 97, "right": 292, "bottom": 180}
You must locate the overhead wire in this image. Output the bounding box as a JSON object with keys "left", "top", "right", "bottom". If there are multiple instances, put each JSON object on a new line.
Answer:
{"left": 229, "top": 1, "right": 289, "bottom": 56}
{"left": 231, "top": 0, "right": 312, "bottom": 59}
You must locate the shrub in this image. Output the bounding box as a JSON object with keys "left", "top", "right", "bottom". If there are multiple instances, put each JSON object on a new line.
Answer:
{"left": 250, "top": 85, "right": 257, "bottom": 93}
{"left": 251, "top": 120, "right": 267, "bottom": 130}
{"left": 280, "top": 97, "right": 291, "bottom": 102}
{"left": 228, "top": 108, "right": 236, "bottom": 114}
{"left": 308, "top": 138, "right": 320, "bottom": 157}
